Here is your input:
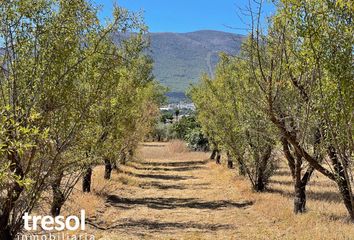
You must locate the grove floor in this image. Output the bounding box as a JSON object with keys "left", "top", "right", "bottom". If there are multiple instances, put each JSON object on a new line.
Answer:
{"left": 66, "top": 142, "right": 354, "bottom": 240}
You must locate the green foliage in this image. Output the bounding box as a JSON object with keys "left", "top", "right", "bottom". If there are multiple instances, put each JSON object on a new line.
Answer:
{"left": 0, "top": 0, "right": 163, "bottom": 236}
{"left": 150, "top": 113, "right": 209, "bottom": 151}
{"left": 160, "top": 111, "right": 174, "bottom": 124}
{"left": 190, "top": 54, "right": 277, "bottom": 191}
{"left": 171, "top": 116, "right": 199, "bottom": 140}
{"left": 150, "top": 122, "right": 174, "bottom": 141}
{"left": 191, "top": 0, "right": 353, "bottom": 213}
{"left": 185, "top": 128, "right": 209, "bottom": 151}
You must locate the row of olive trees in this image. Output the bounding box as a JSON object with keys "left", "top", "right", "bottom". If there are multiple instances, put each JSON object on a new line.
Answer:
{"left": 190, "top": 0, "right": 353, "bottom": 219}
{"left": 0, "top": 1, "right": 163, "bottom": 239}
{"left": 190, "top": 54, "right": 277, "bottom": 192}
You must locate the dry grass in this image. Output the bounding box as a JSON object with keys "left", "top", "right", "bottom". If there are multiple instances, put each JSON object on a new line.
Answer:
{"left": 59, "top": 141, "right": 354, "bottom": 239}
{"left": 63, "top": 166, "right": 117, "bottom": 217}
{"left": 166, "top": 139, "right": 189, "bottom": 153}
{"left": 136, "top": 141, "right": 203, "bottom": 161}
{"left": 207, "top": 162, "right": 354, "bottom": 240}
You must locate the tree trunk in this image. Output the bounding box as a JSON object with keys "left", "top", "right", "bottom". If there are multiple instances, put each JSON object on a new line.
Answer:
{"left": 50, "top": 171, "right": 65, "bottom": 216}
{"left": 227, "top": 160, "right": 233, "bottom": 169}
{"left": 0, "top": 227, "right": 12, "bottom": 240}
{"left": 0, "top": 205, "right": 14, "bottom": 240}
{"left": 281, "top": 128, "right": 317, "bottom": 214}
{"left": 215, "top": 151, "right": 221, "bottom": 164}
{"left": 227, "top": 151, "right": 233, "bottom": 169}
{"left": 254, "top": 146, "right": 272, "bottom": 192}
{"left": 269, "top": 97, "right": 354, "bottom": 219}
{"left": 293, "top": 128, "right": 320, "bottom": 214}
{"left": 328, "top": 146, "right": 354, "bottom": 220}
{"left": 128, "top": 149, "right": 134, "bottom": 161}
{"left": 104, "top": 158, "right": 112, "bottom": 180}
{"left": 281, "top": 137, "right": 296, "bottom": 179}
{"left": 82, "top": 167, "right": 92, "bottom": 193}
{"left": 254, "top": 176, "right": 265, "bottom": 192}
{"left": 120, "top": 151, "right": 127, "bottom": 165}
{"left": 294, "top": 181, "right": 306, "bottom": 213}
{"left": 0, "top": 152, "right": 24, "bottom": 240}
{"left": 294, "top": 166, "right": 313, "bottom": 213}
{"left": 253, "top": 152, "right": 266, "bottom": 192}
{"left": 112, "top": 161, "right": 118, "bottom": 170}
{"left": 210, "top": 149, "right": 217, "bottom": 160}
{"left": 236, "top": 156, "right": 246, "bottom": 176}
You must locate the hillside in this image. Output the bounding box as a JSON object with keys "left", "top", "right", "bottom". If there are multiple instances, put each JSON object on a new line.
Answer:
{"left": 148, "top": 30, "right": 244, "bottom": 94}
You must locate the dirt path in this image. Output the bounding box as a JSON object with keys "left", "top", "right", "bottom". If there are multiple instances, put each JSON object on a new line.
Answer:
{"left": 86, "top": 143, "right": 259, "bottom": 239}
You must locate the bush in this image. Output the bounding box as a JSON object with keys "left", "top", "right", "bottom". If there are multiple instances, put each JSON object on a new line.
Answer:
{"left": 185, "top": 128, "right": 209, "bottom": 151}
{"left": 171, "top": 115, "right": 199, "bottom": 139}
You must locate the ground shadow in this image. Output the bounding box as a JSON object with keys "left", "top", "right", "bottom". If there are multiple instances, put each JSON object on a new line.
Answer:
{"left": 269, "top": 179, "right": 294, "bottom": 186}
{"left": 267, "top": 188, "right": 342, "bottom": 203}
{"left": 117, "top": 169, "right": 195, "bottom": 181}
{"left": 106, "top": 195, "right": 253, "bottom": 210}
{"left": 137, "top": 160, "right": 209, "bottom": 167}
{"left": 106, "top": 218, "right": 233, "bottom": 231}
{"left": 139, "top": 182, "right": 187, "bottom": 190}
{"left": 128, "top": 165, "right": 204, "bottom": 172}
{"left": 270, "top": 179, "right": 336, "bottom": 188}
{"left": 274, "top": 169, "right": 292, "bottom": 177}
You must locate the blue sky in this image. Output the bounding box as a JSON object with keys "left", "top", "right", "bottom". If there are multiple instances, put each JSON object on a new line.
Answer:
{"left": 95, "top": 0, "right": 275, "bottom": 34}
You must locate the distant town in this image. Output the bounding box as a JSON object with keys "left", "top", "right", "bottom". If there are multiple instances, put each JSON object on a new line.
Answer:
{"left": 160, "top": 102, "right": 195, "bottom": 111}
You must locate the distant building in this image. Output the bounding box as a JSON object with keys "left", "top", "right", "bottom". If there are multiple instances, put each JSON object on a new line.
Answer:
{"left": 159, "top": 102, "right": 195, "bottom": 111}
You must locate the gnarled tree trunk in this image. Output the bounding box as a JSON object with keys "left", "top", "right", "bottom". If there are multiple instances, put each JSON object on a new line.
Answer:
{"left": 282, "top": 127, "right": 320, "bottom": 214}
{"left": 270, "top": 114, "right": 354, "bottom": 219}
{"left": 120, "top": 151, "right": 127, "bottom": 165}
{"left": 253, "top": 145, "right": 272, "bottom": 192}
{"left": 51, "top": 171, "right": 65, "bottom": 216}
{"left": 104, "top": 158, "right": 112, "bottom": 180}
{"left": 82, "top": 167, "right": 92, "bottom": 192}
{"left": 127, "top": 149, "right": 134, "bottom": 162}
{"left": 210, "top": 149, "right": 217, "bottom": 160}
{"left": 328, "top": 146, "right": 354, "bottom": 220}
{"left": 215, "top": 151, "right": 221, "bottom": 164}
{"left": 227, "top": 151, "right": 233, "bottom": 169}
{"left": 0, "top": 150, "right": 25, "bottom": 240}
{"left": 0, "top": 227, "right": 12, "bottom": 240}
{"left": 236, "top": 155, "right": 246, "bottom": 176}
{"left": 294, "top": 165, "right": 314, "bottom": 214}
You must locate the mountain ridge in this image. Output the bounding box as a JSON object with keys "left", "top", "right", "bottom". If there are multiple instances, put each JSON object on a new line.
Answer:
{"left": 147, "top": 30, "right": 245, "bottom": 94}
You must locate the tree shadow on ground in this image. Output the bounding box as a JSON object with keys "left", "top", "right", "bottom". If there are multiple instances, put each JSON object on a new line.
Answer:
{"left": 117, "top": 169, "right": 195, "bottom": 181}
{"left": 269, "top": 179, "right": 294, "bottom": 186}
{"left": 106, "top": 218, "right": 233, "bottom": 231}
{"left": 106, "top": 195, "right": 253, "bottom": 210}
{"left": 274, "top": 169, "right": 292, "bottom": 177}
{"left": 139, "top": 182, "right": 187, "bottom": 190}
{"left": 269, "top": 179, "right": 336, "bottom": 188}
{"left": 128, "top": 165, "right": 205, "bottom": 172}
{"left": 267, "top": 188, "right": 342, "bottom": 203}
{"left": 137, "top": 160, "right": 209, "bottom": 167}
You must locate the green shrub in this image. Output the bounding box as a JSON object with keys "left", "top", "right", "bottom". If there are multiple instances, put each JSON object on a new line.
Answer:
{"left": 185, "top": 128, "right": 209, "bottom": 151}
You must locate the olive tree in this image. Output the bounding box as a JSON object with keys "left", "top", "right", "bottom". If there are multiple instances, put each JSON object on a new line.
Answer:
{"left": 245, "top": 0, "right": 353, "bottom": 216}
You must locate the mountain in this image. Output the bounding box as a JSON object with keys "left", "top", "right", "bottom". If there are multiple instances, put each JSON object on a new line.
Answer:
{"left": 148, "top": 30, "right": 245, "bottom": 95}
